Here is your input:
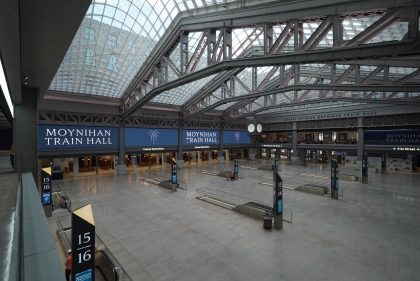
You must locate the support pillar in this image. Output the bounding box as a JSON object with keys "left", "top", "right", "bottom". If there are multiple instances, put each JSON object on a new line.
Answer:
{"left": 218, "top": 127, "right": 224, "bottom": 163}
{"left": 327, "top": 151, "right": 332, "bottom": 164}
{"left": 249, "top": 148, "right": 255, "bottom": 161}
{"left": 73, "top": 157, "right": 79, "bottom": 178}
{"left": 96, "top": 157, "right": 99, "bottom": 174}
{"left": 162, "top": 153, "right": 166, "bottom": 169}
{"left": 177, "top": 125, "right": 184, "bottom": 168}
{"left": 291, "top": 128, "right": 298, "bottom": 162}
{"left": 357, "top": 124, "right": 364, "bottom": 169}
{"left": 208, "top": 150, "right": 212, "bottom": 163}
{"left": 198, "top": 151, "right": 202, "bottom": 165}
{"left": 225, "top": 150, "right": 229, "bottom": 162}
{"left": 241, "top": 149, "right": 244, "bottom": 160}
{"left": 117, "top": 121, "right": 127, "bottom": 175}
{"left": 14, "top": 87, "right": 38, "bottom": 181}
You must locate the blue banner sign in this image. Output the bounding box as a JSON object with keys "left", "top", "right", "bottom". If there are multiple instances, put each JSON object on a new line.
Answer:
{"left": 125, "top": 128, "right": 178, "bottom": 147}
{"left": 38, "top": 125, "right": 118, "bottom": 149}
{"left": 183, "top": 130, "right": 219, "bottom": 145}
{"left": 223, "top": 131, "right": 250, "bottom": 144}
{"left": 365, "top": 129, "right": 420, "bottom": 145}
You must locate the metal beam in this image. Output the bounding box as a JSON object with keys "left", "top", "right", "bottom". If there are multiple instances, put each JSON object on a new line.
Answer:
{"left": 183, "top": 84, "right": 420, "bottom": 121}
{"left": 226, "top": 98, "right": 420, "bottom": 123}
{"left": 122, "top": 38, "right": 420, "bottom": 118}
{"left": 121, "top": 0, "right": 420, "bottom": 101}
{"left": 342, "top": 6, "right": 406, "bottom": 47}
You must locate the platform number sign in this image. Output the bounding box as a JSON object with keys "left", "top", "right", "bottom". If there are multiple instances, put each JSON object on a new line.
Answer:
{"left": 273, "top": 172, "right": 283, "bottom": 215}
{"left": 41, "top": 167, "right": 52, "bottom": 206}
{"left": 171, "top": 158, "right": 177, "bottom": 184}
{"left": 331, "top": 160, "right": 339, "bottom": 190}
{"left": 72, "top": 204, "right": 95, "bottom": 281}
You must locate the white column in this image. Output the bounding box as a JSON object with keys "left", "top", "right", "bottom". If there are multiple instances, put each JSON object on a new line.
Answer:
{"left": 198, "top": 151, "right": 202, "bottom": 165}
{"left": 225, "top": 150, "right": 229, "bottom": 162}
{"left": 73, "top": 157, "right": 79, "bottom": 178}
{"left": 162, "top": 153, "right": 166, "bottom": 169}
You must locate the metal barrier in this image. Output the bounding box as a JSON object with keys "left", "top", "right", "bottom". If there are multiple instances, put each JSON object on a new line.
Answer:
{"left": 195, "top": 187, "right": 292, "bottom": 223}
{"left": 140, "top": 172, "right": 187, "bottom": 190}
{"left": 56, "top": 215, "right": 133, "bottom": 281}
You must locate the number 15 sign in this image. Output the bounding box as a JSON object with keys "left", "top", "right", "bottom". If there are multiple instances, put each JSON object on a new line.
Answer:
{"left": 72, "top": 204, "right": 95, "bottom": 281}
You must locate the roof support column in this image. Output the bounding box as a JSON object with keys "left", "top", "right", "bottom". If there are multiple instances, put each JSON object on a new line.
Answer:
{"left": 180, "top": 31, "right": 189, "bottom": 75}
{"left": 331, "top": 63, "right": 336, "bottom": 97}
{"left": 407, "top": 5, "right": 419, "bottom": 39}
{"left": 207, "top": 29, "right": 216, "bottom": 65}
{"left": 117, "top": 120, "right": 127, "bottom": 175}
{"left": 294, "top": 20, "right": 303, "bottom": 52}
{"left": 383, "top": 65, "right": 389, "bottom": 98}
{"left": 357, "top": 118, "right": 364, "bottom": 169}
{"left": 218, "top": 124, "right": 224, "bottom": 163}
{"left": 333, "top": 15, "right": 343, "bottom": 47}
{"left": 264, "top": 23, "right": 273, "bottom": 56}
{"left": 177, "top": 124, "right": 184, "bottom": 168}
{"left": 252, "top": 67, "right": 258, "bottom": 91}
{"left": 223, "top": 27, "right": 232, "bottom": 60}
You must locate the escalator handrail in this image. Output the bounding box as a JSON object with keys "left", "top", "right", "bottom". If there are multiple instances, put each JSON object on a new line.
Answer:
{"left": 96, "top": 249, "right": 118, "bottom": 281}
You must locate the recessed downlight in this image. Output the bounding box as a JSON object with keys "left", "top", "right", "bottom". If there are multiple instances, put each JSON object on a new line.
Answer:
{"left": 23, "top": 76, "right": 28, "bottom": 79}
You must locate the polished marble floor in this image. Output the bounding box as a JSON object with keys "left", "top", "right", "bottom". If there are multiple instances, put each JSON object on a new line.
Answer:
{"left": 48, "top": 159, "right": 420, "bottom": 281}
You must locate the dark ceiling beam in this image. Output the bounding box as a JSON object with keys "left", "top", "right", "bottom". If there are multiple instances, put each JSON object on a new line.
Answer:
{"left": 181, "top": 84, "right": 420, "bottom": 122}
{"left": 122, "top": 38, "right": 420, "bottom": 118}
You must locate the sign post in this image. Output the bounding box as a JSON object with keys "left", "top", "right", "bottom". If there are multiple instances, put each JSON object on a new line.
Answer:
{"left": 274, "top": 150, "right": 279, "bottom": 172}
{"left": 171, "top": 158, "right": 178, "bottom": 192}
{"left": 273, "top": 171, "right": 283, "bottom": 230}
{"left": 41, "top": 167, "right": 52, "bottom": 217}
{"left": 362, "top": 155, "right": 368, "bottom": 184}
{"left": 312, "top": 151, "right": 316, "bottom": 164}
{"left": 72, "top": 204, "right": 95, "bottom": 281}
{"left": 331, "top": 160, "right": 339, "bottom": 200}
{"left": 234, "top": 155, "right": 238, "bottom": 180}
{"left": 381, "top": 151, "right": 386, "bottom": 174}
{"left": 303, "top": 150, "right": 307, "bottom": 167}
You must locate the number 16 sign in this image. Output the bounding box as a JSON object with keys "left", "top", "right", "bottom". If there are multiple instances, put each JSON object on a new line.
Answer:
{"left": 72, "top": 204, "right": 95, "bottom": 281}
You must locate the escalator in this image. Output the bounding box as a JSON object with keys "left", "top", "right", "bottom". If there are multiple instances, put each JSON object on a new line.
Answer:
{"left": 56, "top": 216, "right": 131, "bottom": 281}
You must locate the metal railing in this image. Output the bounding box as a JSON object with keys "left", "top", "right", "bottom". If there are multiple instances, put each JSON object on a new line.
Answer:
{"left": 195, "top": 187, "right": 292, "bottom": 223}
{"left": 140, "top": 172, "right": 187, "bottom": 190}
{"left": 56, "top": 215, "right": 133, "bottom": 281}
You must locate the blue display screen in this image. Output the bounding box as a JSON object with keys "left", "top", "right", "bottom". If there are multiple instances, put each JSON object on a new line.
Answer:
{"left": 223, "top": 131, "right": 250, "bottom": 144}
{"left": 125, "top": 128, "right": 178, "bottom": 147}
{"left": 365, "top": 129, "right": 420, "bottom": 145}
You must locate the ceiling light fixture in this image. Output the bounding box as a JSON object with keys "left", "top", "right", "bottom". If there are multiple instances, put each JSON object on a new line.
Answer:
{"left": 0, "top": 52, "right": 14, "bottom": 117}
{"left": 24, "top": 76, "right": 28, "bottom": 79}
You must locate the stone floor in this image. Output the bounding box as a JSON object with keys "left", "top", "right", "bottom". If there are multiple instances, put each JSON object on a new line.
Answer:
{"left": 48, "top": 159, "right": 420, "bottom": 281}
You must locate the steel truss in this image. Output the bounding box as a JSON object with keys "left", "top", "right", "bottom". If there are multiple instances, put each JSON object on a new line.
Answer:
{"left": 120, "top": 0, "right": 420, "bottom": 121}
{"left": 39, "top": 112, "right": 120, "bottom": 126}
{"left": 263, "top": 112, "right": 420, "bottom": 131}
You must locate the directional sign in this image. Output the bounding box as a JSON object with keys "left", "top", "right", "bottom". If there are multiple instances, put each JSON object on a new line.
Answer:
{"left": 234, "top": 155, "right": 238, "bottom": 174}
{"left": 274, "top": 151, "right": 279, "bottom": 170}
{"left": 273, "top": 171, "right": 283, "bottom": 216}
{"left": 171, "top": 158, "right": 177, "bottom": 184}
{"left": 72, "top": 204, "right": 95, "bottom": 281}
{"left": 41, "top": 167, "right": 52, "bottom": 206}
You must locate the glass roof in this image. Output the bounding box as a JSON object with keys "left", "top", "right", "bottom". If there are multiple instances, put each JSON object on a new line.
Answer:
{"left": 48, "top": 0, "right": 412, "bottom": 115}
